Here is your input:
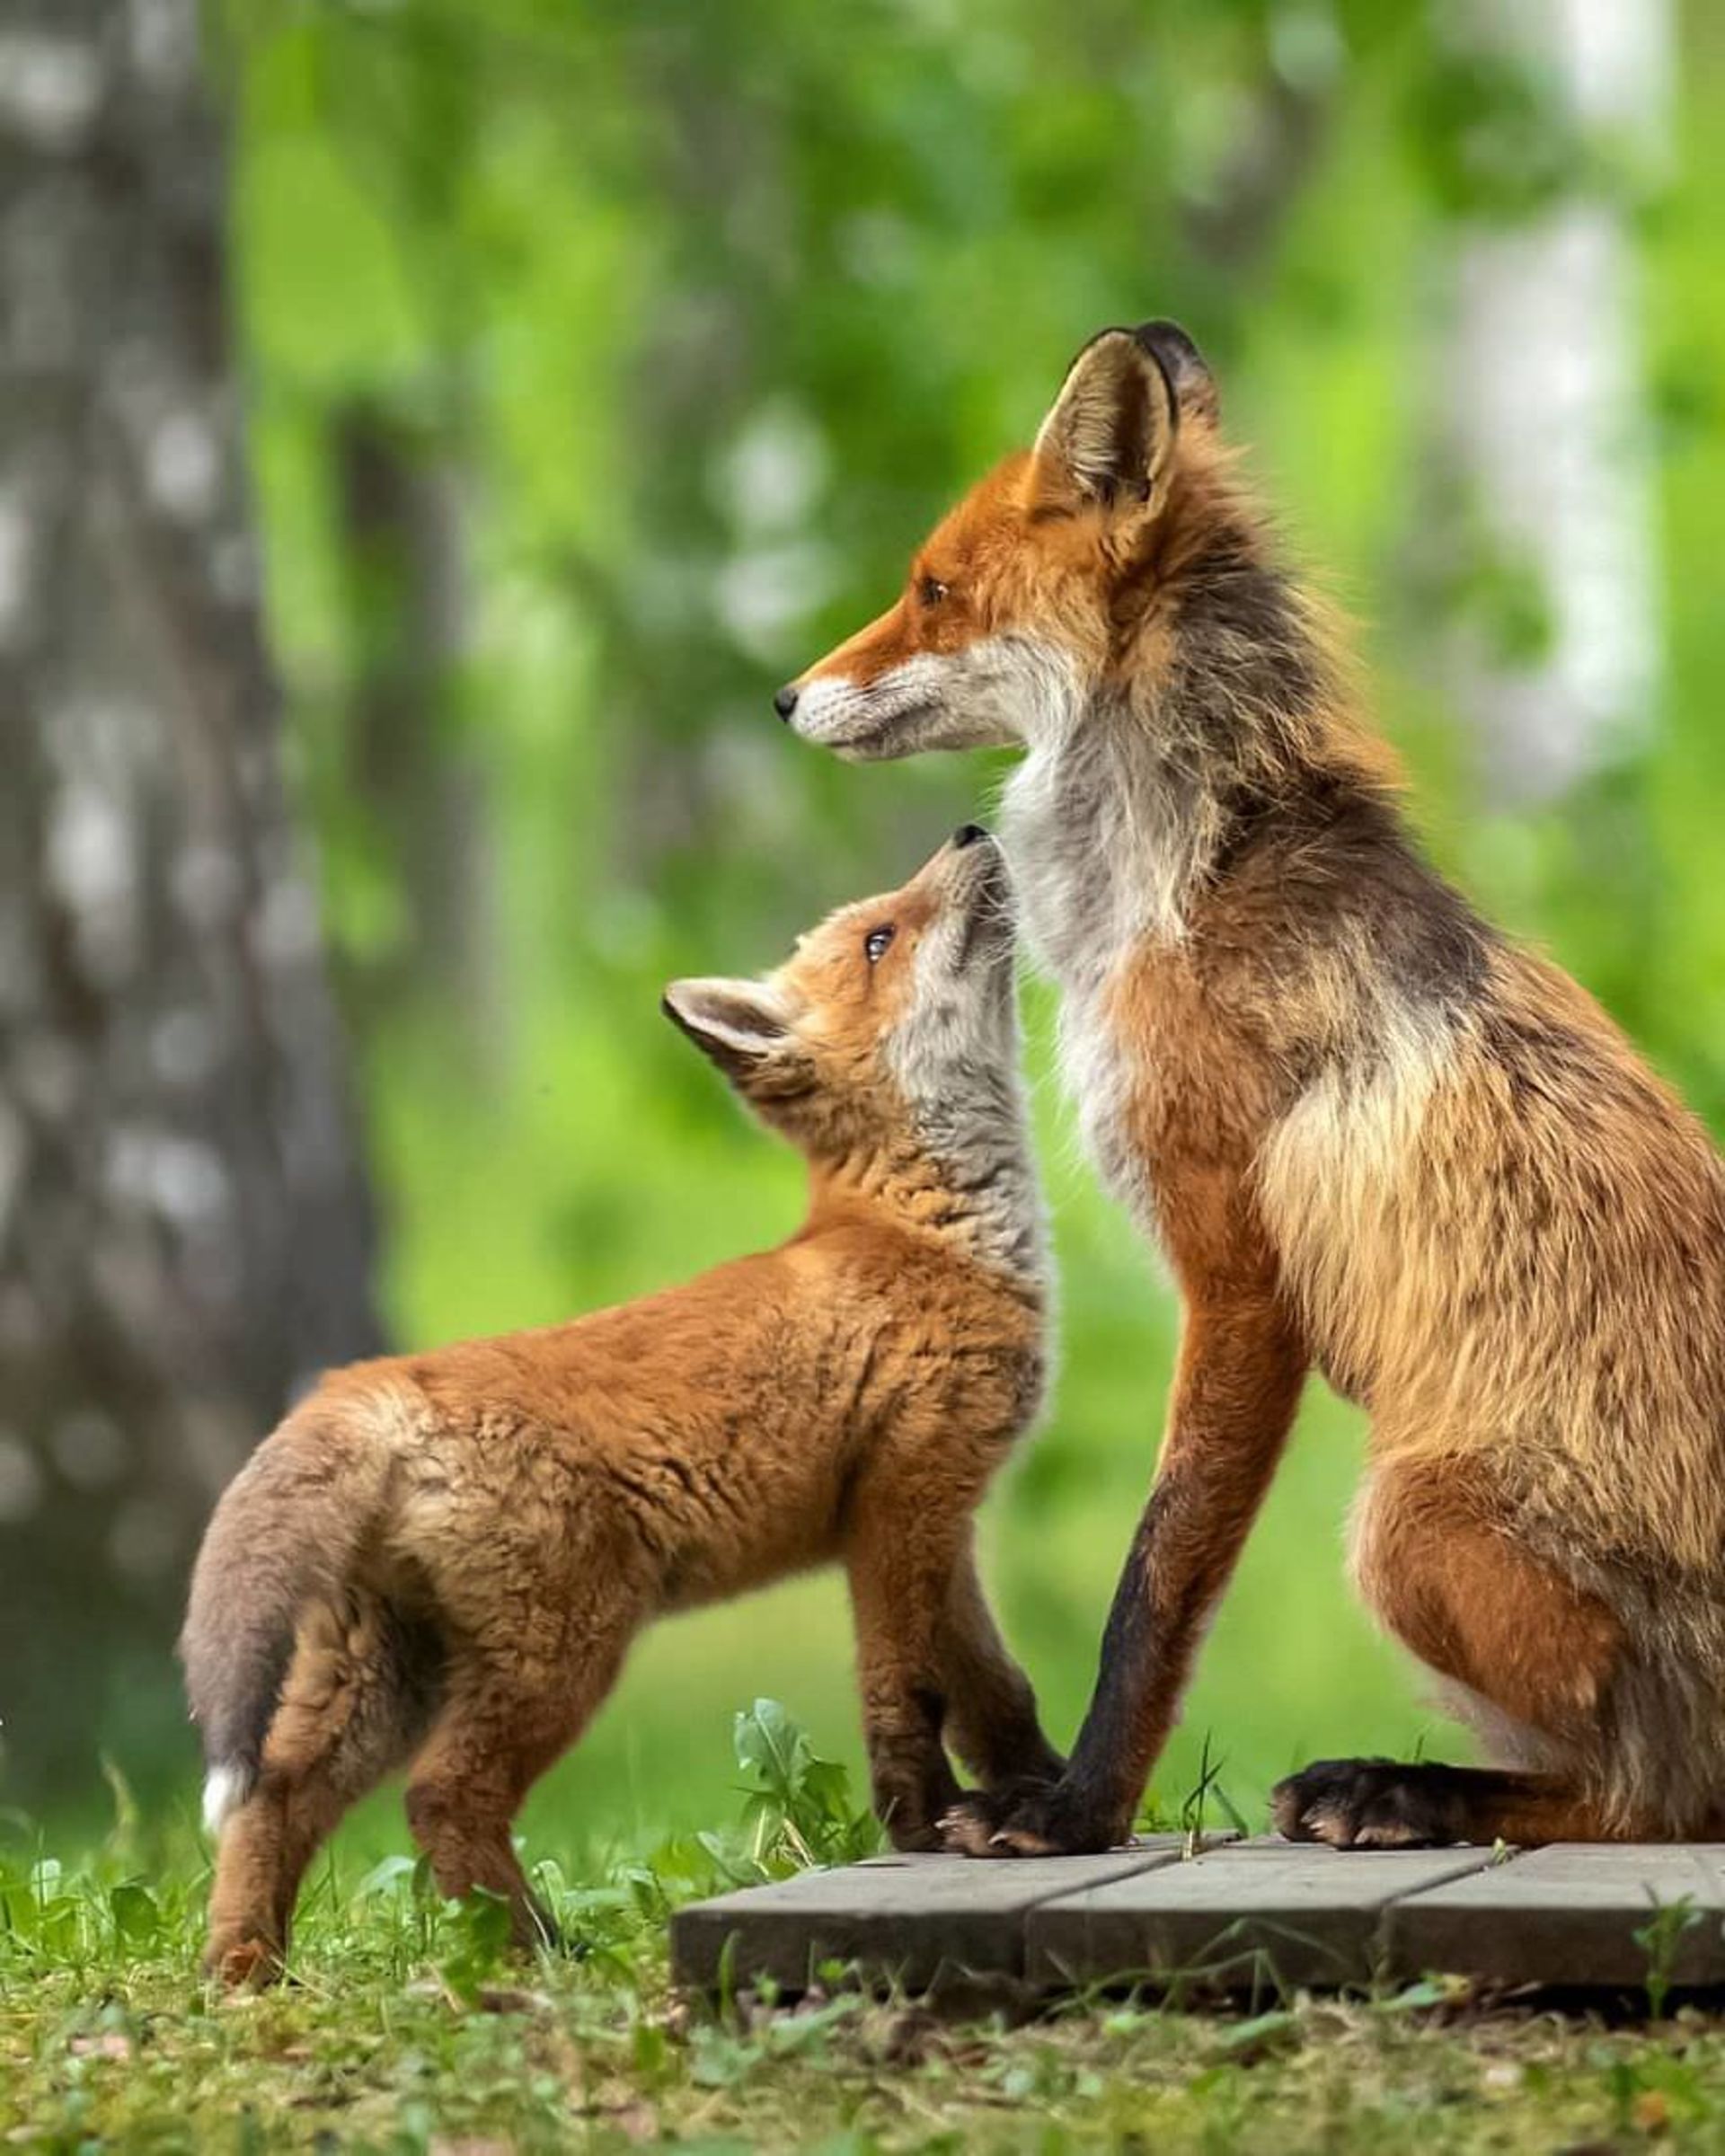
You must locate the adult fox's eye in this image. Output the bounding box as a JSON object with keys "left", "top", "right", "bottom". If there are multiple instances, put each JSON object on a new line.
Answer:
{"left": 917, "top": 576, "right": 948, "bottom": 608}
{"left": 864, "top": 926, "right": 895, "bottom": 964}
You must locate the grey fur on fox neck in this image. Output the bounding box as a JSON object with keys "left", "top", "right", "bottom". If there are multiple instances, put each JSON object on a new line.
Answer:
{"left": 883, "top": 906, "right": 1046, "bottom": 1290}
{"left": 1001, "top": 531, "right": 1340, "bottom": 956}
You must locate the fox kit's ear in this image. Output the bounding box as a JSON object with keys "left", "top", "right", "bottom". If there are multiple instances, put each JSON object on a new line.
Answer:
{"left": 663, "top": 977, "right": 796, "bottom": 1087}
{"left": 1029, "top": 322, "right": 1208, "bottom": 519}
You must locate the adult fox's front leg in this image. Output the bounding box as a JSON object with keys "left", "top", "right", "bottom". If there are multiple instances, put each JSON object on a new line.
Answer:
{"left": 944, "top": 1291, "right": 1306, "bottom": 1856}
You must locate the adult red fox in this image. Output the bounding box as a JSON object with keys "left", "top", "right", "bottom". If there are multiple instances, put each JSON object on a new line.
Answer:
{"left": 181, "top": 831, "right": 1060, "bottom": 1983}
{"left": 780, "top": 321, "right": 1725, "bottom": 1857}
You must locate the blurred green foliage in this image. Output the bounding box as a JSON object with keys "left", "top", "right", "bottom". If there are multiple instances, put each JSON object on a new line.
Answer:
{"left": 101, "top": 0, "right": 1723, "bottom": 1849}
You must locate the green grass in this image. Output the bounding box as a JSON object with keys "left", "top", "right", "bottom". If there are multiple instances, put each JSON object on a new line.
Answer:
{"left": 5, "top": 1710, "right": 1721, "bottom": 2154}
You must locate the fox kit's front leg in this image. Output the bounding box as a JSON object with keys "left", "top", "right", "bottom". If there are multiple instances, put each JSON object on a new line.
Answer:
{"left": 946, "top": 1292, "right": 1305, "bottom": 1856}
{"left": 844, "top": 1479, "right": 970, "bottom": 1848}
{"left": 936, "top": 1539, "right": 1064, "bottom": 1796}
{"left": 845, "top": 1430, "right": 1065, "bottom": 1848}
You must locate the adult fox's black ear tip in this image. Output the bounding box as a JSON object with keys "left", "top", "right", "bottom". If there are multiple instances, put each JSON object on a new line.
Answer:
{"left": 1130, "top": 320, "right": 1219, "bottom": 424}
{"left": 1131, "top": 315, "right": 1197, "bottom": 349}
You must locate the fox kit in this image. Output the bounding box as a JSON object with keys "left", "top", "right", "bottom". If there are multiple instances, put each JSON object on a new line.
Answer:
{"left": 181, "top": 830, "right": 1060, "bottom": 1984}
{"left": 782, "top": 320, "right": 1725, "bottom": 1859}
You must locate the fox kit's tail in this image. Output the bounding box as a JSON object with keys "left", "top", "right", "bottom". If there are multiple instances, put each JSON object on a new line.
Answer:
{"left": 180, "top": 1385, "right": 399, "bottom": 1834}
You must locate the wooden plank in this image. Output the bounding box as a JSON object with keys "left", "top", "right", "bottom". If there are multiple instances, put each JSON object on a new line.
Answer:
{"left": 1028, "top": 1837, "right": 1502, "bottom": 1992}
{"left": 1386, "top": 1843, "right": 1725, "bottom": 1989}
{"left": 671, "top": 1842, "right": 1189, "bottom": 1993}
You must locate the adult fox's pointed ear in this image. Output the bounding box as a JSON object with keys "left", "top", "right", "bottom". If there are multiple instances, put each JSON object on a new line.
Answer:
{"left": 1132, "top": 320, "right": 1219, "bottom": 427}
{"left": 663, "top": 976, "right": 801, "bottom": 1091}
{"left": 1028, "top": 320, "right": 1213, "bottom": 519}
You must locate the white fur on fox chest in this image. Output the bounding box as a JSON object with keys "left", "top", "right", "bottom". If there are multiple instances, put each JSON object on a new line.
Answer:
{"left": 999, "top": 730, "right": 1181, "bottom": 1227}
{"left": 998, "top": 696, "right": 1465, "bottom": 1365}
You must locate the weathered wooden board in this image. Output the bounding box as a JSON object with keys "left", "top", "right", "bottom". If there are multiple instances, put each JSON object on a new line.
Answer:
{"left": 670, "top": 1842, "right": 1187, "bottom": 1992}
{"left": 1384, "top": 1843, "right": 1725, "bottom": 1989}
{"left": 1028, "top": 1838, "right": 1499, "bottom": 1992}
{"left": 673, "top": 1838, "right": 1725, "bottom": 1999}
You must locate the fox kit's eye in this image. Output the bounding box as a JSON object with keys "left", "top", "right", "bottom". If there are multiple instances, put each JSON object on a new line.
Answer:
{"left": 917, "top": 576, "right": 949, "bottom": 608}
{"left": 864, "top": 925, "right": 896, "bottom": 964}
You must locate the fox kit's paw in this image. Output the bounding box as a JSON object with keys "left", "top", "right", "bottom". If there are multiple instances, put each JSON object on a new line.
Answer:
{"left": 883, "top": 1812, "right": 950, "bottom": 1854}
{"left": 1272, "top": 1758, "right": 1465, "bottom": 1849}
{"left": 939, "top": 1780, "right": 1128, "bottom": 1860}
{"left": 205, "top": 1934, "right": 283, "bottom": 1990}
{"left": 877, "top": 1757, "right": 967, "bottom": 1853}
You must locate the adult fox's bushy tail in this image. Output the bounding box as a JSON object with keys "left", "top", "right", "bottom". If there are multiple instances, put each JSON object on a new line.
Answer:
{"left": 180, "top": 1392, "right": 397, "bottom": 1834}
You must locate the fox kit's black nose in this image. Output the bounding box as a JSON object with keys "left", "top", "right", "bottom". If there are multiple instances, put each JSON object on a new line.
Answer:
{"left": 773, "top": 684, "right": 800, "bottom": 722}
{"left": 952, "top": 822, "right": 990, "bottom": 848}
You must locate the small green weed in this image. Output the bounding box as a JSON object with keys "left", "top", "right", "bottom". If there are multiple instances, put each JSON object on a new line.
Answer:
{"left": 732, "top": 1697, "right": 883, "bottom": 1872}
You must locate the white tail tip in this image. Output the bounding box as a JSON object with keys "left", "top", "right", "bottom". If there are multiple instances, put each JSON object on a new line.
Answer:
{"left": 202, "top": 1763, "right": 252, "bottom": 1836}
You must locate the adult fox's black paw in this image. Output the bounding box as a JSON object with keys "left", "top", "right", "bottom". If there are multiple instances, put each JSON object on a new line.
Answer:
{"left": 1272, "top": 1757, "right": 1471, "bottom": 1849}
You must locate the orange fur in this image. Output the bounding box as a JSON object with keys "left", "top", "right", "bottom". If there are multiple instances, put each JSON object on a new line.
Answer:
{"left": 182, "top": 835, "right": 1059, "bottom": 1981}
{"left": 788, "top": 321, "right": 1725, "bottom": 1856}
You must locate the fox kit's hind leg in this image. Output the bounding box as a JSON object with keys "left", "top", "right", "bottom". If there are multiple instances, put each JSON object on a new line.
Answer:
{"left": 206, "top": 1595, "right": 438, "bottom": 1985}
{"left": 1276, "top": 1456, "right": 1650, "bottom": 1847}
{"left": 403, "top": 1621, "right": 632, "bottom": 1950}
{"left": 208, "top": 1779, "right": 348, "bottom": 1989}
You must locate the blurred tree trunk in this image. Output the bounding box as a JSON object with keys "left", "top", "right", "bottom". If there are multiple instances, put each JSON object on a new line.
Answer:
{"left": 1429, "top": 0, "right": 1673, "bottom": 803}
{"left": 0, "top": 0, "right": 380, "bottom": 1793}
{"left": 332, "top": 402, "right": 500, "bottom": 1073}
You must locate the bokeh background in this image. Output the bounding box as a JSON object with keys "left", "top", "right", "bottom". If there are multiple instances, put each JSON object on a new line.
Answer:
{"left": 4, "top": 0, "right": 1723, "bottom": 1858}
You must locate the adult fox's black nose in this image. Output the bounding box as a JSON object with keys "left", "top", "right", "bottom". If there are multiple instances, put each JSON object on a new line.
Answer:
{"left": 773, "top": 684, "right": 799, "bottom": 722}
{"left": 952, "top": 822, "right": 990, "bottom": 848}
